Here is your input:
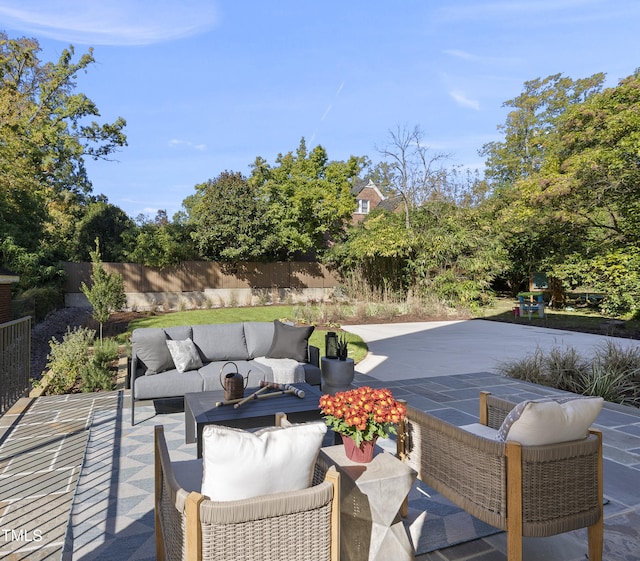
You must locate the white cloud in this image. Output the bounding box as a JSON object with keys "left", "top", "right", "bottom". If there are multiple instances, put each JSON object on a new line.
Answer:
{"left": 0, "top": 0, "right": 218, "bottom": 45}
{"left": 449, "top": 90, "right": 480, "bottom": 110}
{"left": 443, "top": 49, "right": 521, "bottom": 65}
{"left": 169, "top": 139, "right": 207, "bottom": 151}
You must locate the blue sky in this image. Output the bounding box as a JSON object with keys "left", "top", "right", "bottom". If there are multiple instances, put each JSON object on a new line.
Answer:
{"left": 2, "top": 1, "right": 639, "bottom": 218}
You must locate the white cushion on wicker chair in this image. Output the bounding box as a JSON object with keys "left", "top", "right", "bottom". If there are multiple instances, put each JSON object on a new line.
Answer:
{"left": 497, "top": 396, "right": 603, "bottom": 446}
{"left": 201, "top": 421, "right": 327, "bottom": 501}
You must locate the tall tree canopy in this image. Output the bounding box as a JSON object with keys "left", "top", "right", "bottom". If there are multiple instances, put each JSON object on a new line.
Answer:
{"left": 0, "top": 33, "right": 127, "bottom": 284}
{"left": 248, "top": 138, "right": 364, "bottom": 260}
{"left": 184, "top": 171, "right": 271, "bottom": 261}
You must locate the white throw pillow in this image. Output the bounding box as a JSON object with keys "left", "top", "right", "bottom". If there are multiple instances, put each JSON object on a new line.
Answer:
{"left": 497, "top": 396, "right": 603, "bottom": 446}
{"left": 201, "top": 422, "right": 327, "bottom": 501}
{"left": 166, "top": 338, "right": 203, "bottom": 373}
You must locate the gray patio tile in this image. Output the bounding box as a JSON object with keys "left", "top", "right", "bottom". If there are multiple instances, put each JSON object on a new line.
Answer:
{"left": 440, "top": 387, "right": 486, "bottom": 400}
{"left": 603, "top": 458, "right": 640, "bottom": 507}
{"left": 602, "top": 444, "right": 640, "bottom": 466}
{"left": 616, "top": 423, "right": 640, "bottom": 437}
{"left": 598, "top": 428, "right": 640, "bottom": 451}
{"left": 429, "top": 408, "right": 477, "bottom": 426}
{"left": 596, "top": 407, "right": 640, "bottom": 428}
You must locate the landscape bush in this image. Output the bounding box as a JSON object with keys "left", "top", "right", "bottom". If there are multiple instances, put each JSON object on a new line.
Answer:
{"left": 44, "top": 327, "right": 116, "bottom": 394}
{"left": 45, "top": 327, "right": 96, "bottom": 394}
{"left": 498, "top": 341, "right": 640, "bottom": 407}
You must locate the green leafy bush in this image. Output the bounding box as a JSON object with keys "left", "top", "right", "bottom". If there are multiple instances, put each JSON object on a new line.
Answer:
{"left": 81, "top": 362, "right": 115, "bottom": 392}
{"left": 45, "top": 327, "right": 96, "bottom": 394}
{"left": 20, "top": 286, "right": 63, "bottom": 321}
{"left": 92, "top": 338, "right": 119, "bottom": 369}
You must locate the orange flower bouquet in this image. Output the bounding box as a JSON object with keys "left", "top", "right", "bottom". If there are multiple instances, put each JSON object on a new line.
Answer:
{"left": 318, "top": 386, "right": 406, "bottom": 448}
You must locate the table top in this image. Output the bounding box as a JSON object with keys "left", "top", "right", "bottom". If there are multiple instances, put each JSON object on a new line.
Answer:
{"left": 185, "top": 382, "right": 322, "bottom": 425}
{"left": 320, "top": 445, "right": 416, "bottom": 485}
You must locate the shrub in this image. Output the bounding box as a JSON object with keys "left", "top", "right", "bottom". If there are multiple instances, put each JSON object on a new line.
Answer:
{"left": 81, "top": 362, "right": 115, "bottom": 392}
{"left": 20, "top": 286, "right": 63, "bottom": 321}
{"left": 499, "top": 342, "right": 640, "bottom": 407}
{"left": 45, "top": 327, "right": 96, "bottom": 394}
{"left": 92, "top": 338, "right": 119, "bottom": 369}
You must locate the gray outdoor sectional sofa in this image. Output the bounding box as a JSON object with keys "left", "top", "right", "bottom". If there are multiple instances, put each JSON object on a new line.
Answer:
{"left": 130, "top": 320, "right": 321, "bottom": 424}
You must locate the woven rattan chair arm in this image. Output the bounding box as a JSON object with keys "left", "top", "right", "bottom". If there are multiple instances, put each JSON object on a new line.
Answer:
{"left": 484, "top": 393, "right": 517, "bottom": 429}
{"left": 403, "top": 405, "right": 508, "bottom": 526}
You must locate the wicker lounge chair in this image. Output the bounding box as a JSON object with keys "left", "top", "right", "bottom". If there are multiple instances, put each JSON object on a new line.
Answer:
{"left": 397, "top": 391, "right": 603, "bottom": 561}
{"left": 154, "top": 423, "right": 340, "bottom": 561}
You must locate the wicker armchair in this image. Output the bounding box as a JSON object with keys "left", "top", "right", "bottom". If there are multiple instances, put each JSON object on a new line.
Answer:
{"left": 154, "top": 424, "right": 340, "bottom": 561}
{"left": 397, "top": 391, "right": 603, "bottom": 561}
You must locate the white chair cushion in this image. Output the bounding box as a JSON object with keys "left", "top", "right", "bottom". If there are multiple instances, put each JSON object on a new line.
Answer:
{"left": 497, "top": 396, "right": 603, "bottom": 446}
{"left": 201, "top": 421, "right": 327, "bottom": 501}
{"left": 460, "top": 423, "right": 499, "bottom": 440}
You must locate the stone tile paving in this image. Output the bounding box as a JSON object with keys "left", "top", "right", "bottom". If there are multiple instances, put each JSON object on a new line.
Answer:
{"left": 354, "top": 372, "right": 640, "bottom": 561}
{"left": 1, "top": 371, "right": 639, "bottom": 561}
{"left": 0, "top": 392, "right": 118, "bottom": 560}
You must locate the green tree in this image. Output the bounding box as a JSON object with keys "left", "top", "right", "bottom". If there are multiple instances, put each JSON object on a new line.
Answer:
{"left": 80, "top": 240, "right": 126, "bottom": 341}
{"left": 185, "top": 171, "right": 272, "bottom": 261}
{"left": 249, "top": 138, "right": 364, "bottom": 259}
{"left": 72, "top": 201, "right": 134, "bottom": 262}
{"left": 480, "top": 73, "right": 605, "bottom": 191}
{"left": 125, "top": 210, "right": 196, "bottom": 267}
{"left": 0, "top": 33, "right": 127, "bottom": 284}
{"left": 479, "top": 73, "right": 606, "bottom": 293}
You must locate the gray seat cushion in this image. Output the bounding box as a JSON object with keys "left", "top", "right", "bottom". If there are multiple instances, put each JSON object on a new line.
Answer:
{"left": 134, "top": 369, "right": 204, "bottom": 399}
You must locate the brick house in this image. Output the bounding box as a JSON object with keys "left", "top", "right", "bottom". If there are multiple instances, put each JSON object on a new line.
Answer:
{"left": 0, "top": 267, "right": 20, "bottom": 324}
{"left": 350, "top": 179, "right": 386, "bottom": 224}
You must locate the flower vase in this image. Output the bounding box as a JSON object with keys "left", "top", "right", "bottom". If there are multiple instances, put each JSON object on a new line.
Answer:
{"left": 341, "top": 434, "right": 378, "bottom": 463}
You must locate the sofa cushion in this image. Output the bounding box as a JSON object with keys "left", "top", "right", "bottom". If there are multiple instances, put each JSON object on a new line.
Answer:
{"left": 497, "top": 396, "right": 603, "bottom": 446}
{"left": 200, "top": 421, "right": 327, "bottom": 501}
{"left": 266, "top": 320, "right": 314, "bottom": 362}
{"left": 192, "top": 323, "right": 249, "bottom": 361}
{"left": 244, "top": 322, "right": 276, "bottom": 358}
{"left": 166, "top": 338, "right": 203, "bottom": 373}
{"left": 133, "top": 369, "right": 204, "bottom": 399}
{"left": 132, "top": 328, "right": 174, "bottom": 374}
{"left": 163, "top": 325, "right": 193, "bottom": 342}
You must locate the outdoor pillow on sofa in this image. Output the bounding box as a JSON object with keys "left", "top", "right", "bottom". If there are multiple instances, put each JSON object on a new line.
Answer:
{"left": 166, "top": 338, "right": 203, "bottom": 373}
{"left": 496, "top": 395, "right": 603, "bottom": 446}
{"left": 266, "top": 320, "right": 314, "bottom": 362}
{"left": 200, "top": 421, "right": 327, "bottom": 501}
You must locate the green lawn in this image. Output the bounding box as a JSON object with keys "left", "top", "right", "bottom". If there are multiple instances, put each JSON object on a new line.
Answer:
{"left": 126, "top": 306, "right": 368, "bottom": 363}
{"left": 478, "top": 297, "right": 640, "bottom": 339}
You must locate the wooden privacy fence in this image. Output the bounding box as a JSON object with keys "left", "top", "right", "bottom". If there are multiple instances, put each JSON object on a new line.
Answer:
{"left": 0, "top": 317, "right": 31, "bottom": 416}
{"left": 62, "top": 261, "right": 340, "bottom": 294}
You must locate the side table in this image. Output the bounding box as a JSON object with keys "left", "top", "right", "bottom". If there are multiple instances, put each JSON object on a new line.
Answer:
{"left": 319, "top": 445, "right": 416, "bottom": 561}
{"left": 321, "top": 357, "right": 355, "bottom": 394}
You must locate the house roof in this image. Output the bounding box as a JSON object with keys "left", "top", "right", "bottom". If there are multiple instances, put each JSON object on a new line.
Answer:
{"left": 0, "top": 267, "right": 20, "bottom": 283}
{"left": 350, "top": 179, "right": 386, "bottom": 200}
{"left": 376, "top": 195, "right": 403, "bottom": 212}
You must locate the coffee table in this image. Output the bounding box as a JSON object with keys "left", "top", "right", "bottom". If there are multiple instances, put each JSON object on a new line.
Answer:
{"left": 185, "top": 382, "right": 323, "bottom": 457}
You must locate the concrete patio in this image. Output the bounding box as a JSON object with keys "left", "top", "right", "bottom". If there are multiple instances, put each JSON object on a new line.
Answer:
{"left": 1, "top": 319, "right": 639, "bottom": 560}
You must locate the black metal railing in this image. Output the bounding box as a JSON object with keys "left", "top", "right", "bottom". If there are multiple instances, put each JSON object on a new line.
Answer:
{"left": 0, "top": 317, "right": 31, "bottom": 416}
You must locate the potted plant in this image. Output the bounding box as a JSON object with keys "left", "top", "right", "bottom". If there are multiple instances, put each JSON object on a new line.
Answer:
{"left": 319, "top": 386, "right": 406, "bottom": 462}
{"left": 336, "top": 333, "right": 349, "bottom": 361}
